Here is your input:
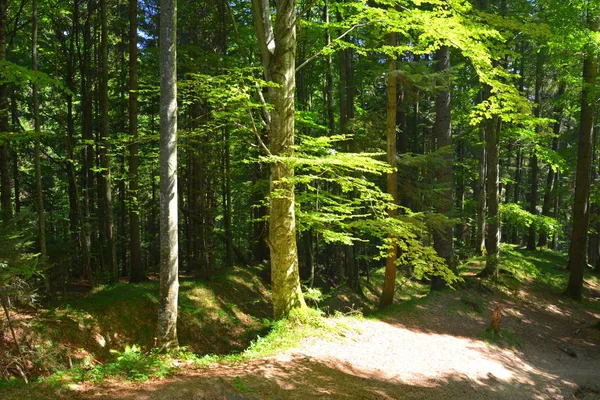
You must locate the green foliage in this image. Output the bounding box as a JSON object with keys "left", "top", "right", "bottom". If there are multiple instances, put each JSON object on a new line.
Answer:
{"left": 74, "top": 345, "right": 174, "bottom": 383}
{"left": 481, "top": 327, "right": 522, "bottom": 349}
{"left": 500, "top": 203, "right": 559, "bottom": 235}
{"left": 0, "top": 212, "right": 42, "bottom": 306}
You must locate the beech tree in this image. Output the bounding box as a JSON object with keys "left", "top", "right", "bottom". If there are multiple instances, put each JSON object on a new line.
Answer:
{"left": 252, "top": 0, "right": 306, "bottom": 319}
{"left": 157, "top": 0, "right": 179, "bottom": 349}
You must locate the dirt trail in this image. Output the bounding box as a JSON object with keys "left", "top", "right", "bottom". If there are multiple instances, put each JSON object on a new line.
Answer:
{"left": 79, "top": 290, "right": 600, "bottom": 400}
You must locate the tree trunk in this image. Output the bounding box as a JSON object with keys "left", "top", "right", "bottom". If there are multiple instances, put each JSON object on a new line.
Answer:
{"left": 81, "top": 1, "right": 95, "bottom": 283}
{"left": 157, "top": 0, "right": 179, "bottom": 349}
{"left": 10, "top": 94, "right": 18, "bottom": 213}
{"left": 564, "top": 12, "right": 599, "bottom": 301}
{"left": 539, "top": 82, "right": 565, "bottom": 248}
{"left": 0, "top": 0, "right": 11, "bottom": 223}
{"left": 324, "top": 1, "right": 334, "bottom": 135}
{"left": 380, "top": 32, "right": 398, "bottom": 309}
{"left": 431, "top": 45, "right": 453, "bottom": 291}
{"left": 99, "top": 0, "right": 118, "bottom": 282}
{"left": 128, "top": 0, "right": 144, "bottom": 283}
{"left": 32, "top": 0, "right": 47, "bottom": 258}
{"left": 511, "top": 145, "right": 522, "bottom": 244}
{"left": 479, "top": 84, "right": 500, "bottom": 278}
{"left": 527, "top": 50, "right": 543, "bottom": 251}
{"left": 475, "top": 124, "right": 486, "bottom": 255}
{"left": 252, "top": 0, "right": 306, "bottom": 319}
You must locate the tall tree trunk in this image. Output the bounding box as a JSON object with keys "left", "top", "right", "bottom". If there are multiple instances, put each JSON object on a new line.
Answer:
{"left": 511, "top": 145, "right": 522, "bottom": 244}
{"left": 99, "top": 0, "right": 118, "bottom": 282}
{"left": 252, "top": 0, "right": 306, "bottom": 319}
{"left": 81, "top": 1, "right": 95, "bottom": 282}
{"left": 324, "top": 1, "right": 334, "bottom": 135}
{"left": 32, "top": 0, "right": 47, "bottom": 258}
{"left": 10, "top": 94, "right": 18, "bottom": 213}
{"left": 431, "top": 45, "right": 453, "bottom": 291}
{"left": 380, "top": 32, "right": 398, "bottom": 309}
{"left": 0, "top": 0, "right": 11, "bottom": 223}
{"left": 218, "top": 0, "right": 233, "bottom": 269}
{"left": 157, "top": 0, "right": 179, "bottom": 349}
{"left": 475, "top": 124, "right": 486, "bottom": 254}
{"left": 128, "top": 0, "right": 144, "bottom": 283}
{"left": 539, "top": 82, "right": 565, "bottom": 248}
{"left": 527, "top": 50, "right": 543, "bottom": 251}
{"left": 564, "top": 12, "right": 599, "bottom": 301}
{"left": 479, "top": 84, "right": 500, "bottom": 278}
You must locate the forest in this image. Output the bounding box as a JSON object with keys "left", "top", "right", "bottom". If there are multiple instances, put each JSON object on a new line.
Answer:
{"left": 1, "top": 0, "right": 600, "bottom": 398}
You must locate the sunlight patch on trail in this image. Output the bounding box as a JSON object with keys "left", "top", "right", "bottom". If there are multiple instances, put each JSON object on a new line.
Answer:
{"left": 296, "top": 319, "right": 559, "bottom": 389}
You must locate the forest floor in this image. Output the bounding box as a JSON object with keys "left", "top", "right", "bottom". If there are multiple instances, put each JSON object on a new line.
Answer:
{"left": 2, "top": 247, "right": 600, "bottom": 399}
{"left": 76, "top": 289, "right": 600, "bottom": 400}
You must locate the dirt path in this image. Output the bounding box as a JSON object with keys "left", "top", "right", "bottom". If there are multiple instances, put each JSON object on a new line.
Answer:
{"left": 77, "top": 290, "right": 600, "bottom": 400}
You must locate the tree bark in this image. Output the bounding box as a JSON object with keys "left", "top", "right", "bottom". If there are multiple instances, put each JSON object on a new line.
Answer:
{"left": 128, "top": 0, "right": 144, "bottom": 283}
{"left": 0, "top": 0, "right": 11, "bottom": 223}
{"left": 32, "top": 0, "right": 47, "bottom": 258}
{"left": 479, "top": 84, "right": 500, "bottom": 278}
{"left": 564, "top": 12, "right": 599, "bottom": 301}
{"left": 527, "top": 50, "right": 543, "bottom": 251}
{"left": 539, "top": 82, "right": 565, "bottom": 248}
{"left": 380, "top": 32, "right": 398, "bottom": 308}
{"left": 158, "top": 0, "right": 179, "bottom": 349}
{"left": 252, "top": 0, "right": 306, "bottom": 319}
{"left": 99, "top": 0, "right": 118, "bottom": 282}
{"left": 431, "top": 45, "right": 453, "bottom": 291}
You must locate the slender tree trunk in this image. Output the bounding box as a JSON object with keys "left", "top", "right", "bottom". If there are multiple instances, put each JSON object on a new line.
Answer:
{"left": 324, "top": 1, "right": 334, "bottom": 135}
{"left": 218, "top": 0, "right": 233, "bottom": 269}
{"left": 564, "top": 12, "right": 599, "bottom": 301}
{"left": 527, "top": 50, "right": 543, "bottom": 251}
{"left": 158, "top": 0, "right": 179, "bottom": 349}
{"left": 128, "top": 0, "right": 144, "bottom": 283}
{"left": 511, "top": 145, "right": 522, "bottom": 244}
{"left": 99, "top": 0, "right": 118, "bottom": 282}
{"left": 0, "top": 0, "right": 11, "bottom": 223}
{"left": 10, "top": 94, "right": 18, "bottom": 213}
{"left": 32, "top": 0, "right": 47, "bottom": 258}
{"left": 479, "top": 84, "right": 500, "bottom": 278}
{"left": 252, "top": 0, "right": 306, "bottom": 319}
{"left": 539, "top": 83, "right": 565, "bottom": 248}
{"left": 431, "top": 45, "right": 453, "bottom": 291}
{"left": 380, "top": 32, "right": 398, "bottom": 308}
{"left": 475, "top": 124, "right": 486, "bottom": 255}
{"left": 81, "top": 2, "right": 95, "bottom": 283}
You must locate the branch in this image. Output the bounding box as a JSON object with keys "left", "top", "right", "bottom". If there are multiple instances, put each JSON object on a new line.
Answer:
{"left": 246, "top": 111, "right": 271, "bottom": 157}
{"left": 296, "top": 21, "right": 375, "bottom": 72}
{"left": 293, "top": 0, "right": 320, "bottom": 28}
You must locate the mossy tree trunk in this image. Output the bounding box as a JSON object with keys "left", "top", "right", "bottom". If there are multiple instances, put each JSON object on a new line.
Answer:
{"left": 252, "top": 0, "right": 306, "bottom": 319}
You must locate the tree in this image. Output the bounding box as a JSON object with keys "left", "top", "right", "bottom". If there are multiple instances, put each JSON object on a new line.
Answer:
{"left": 128, "top": 0, "right": 144, "bottom": 283}
{"left": 0, "top": 0, "right": 10, "bottom": 223}
{"left": 380, "top": 32, "right": 398, "bottom": 309}
{"left": 32, "top": 0, "right": 46, "bottom": 258}
{"left": 99, "top": 0, "right": 118, "bottom": 282}
{"left": 564, "top": 8, "right": 599, "bottom": 301}
{"left": 252, "top": 0, "right": 306, "bottom": 319}
{"left": 431, "top": 45, "right": 453, "bottom": 290}
{"left": 157, "top": 0, "right": 179, "bottom": 349}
